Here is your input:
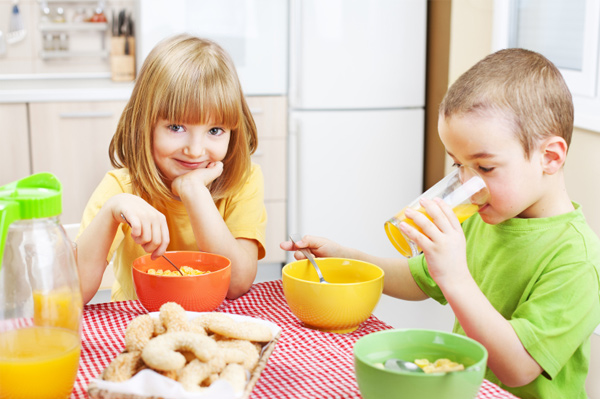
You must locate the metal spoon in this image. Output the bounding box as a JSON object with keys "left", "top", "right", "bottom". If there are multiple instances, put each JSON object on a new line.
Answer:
{"left": 160, "top": 253, "right": 184, "bottom": 276}
{"left": 120, "top": 213, "right": 183, "bottom": 276}
{"left": 289, "top": 234, "right": 329, "bottom": 284}
{"left": 384, "top": 358, "right": 424, "bottom": 373}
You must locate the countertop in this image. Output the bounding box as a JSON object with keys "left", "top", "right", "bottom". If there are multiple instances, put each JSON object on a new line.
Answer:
{"left": 0, "top": 78, "right": 135, "bottom": 103}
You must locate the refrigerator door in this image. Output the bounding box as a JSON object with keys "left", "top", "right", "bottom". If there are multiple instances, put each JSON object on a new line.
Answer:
{"left": 289, "top": 0, "right": 427, "bottom": 109}
{"left": 288, "top": 109, "right": 424, "bottom": 259}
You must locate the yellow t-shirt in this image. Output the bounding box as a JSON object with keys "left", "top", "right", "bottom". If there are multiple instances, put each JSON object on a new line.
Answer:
{"left": 79, "top": 164, "right": 267, "bottom": 301}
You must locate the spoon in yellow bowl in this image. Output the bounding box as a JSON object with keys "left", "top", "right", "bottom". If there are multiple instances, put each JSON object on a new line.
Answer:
{"left": 289, "top": 234, "right": 330, "bottom": 284}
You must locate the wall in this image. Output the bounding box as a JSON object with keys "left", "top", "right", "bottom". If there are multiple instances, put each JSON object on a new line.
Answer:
{"left": 447, "top": 1, "right": 600, "bottom": 397}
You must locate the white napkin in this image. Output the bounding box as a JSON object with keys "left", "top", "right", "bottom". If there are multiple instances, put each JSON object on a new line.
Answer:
{"left": 91, "top": 369, "right": 240, "bottom": 399}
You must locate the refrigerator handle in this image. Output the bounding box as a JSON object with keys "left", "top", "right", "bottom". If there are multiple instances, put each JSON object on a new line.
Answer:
{"left": 287, "top": 117, "right": 300, "bottom": 263}
{"left": 289, "top": 0, "right": 302, "bottom": 107}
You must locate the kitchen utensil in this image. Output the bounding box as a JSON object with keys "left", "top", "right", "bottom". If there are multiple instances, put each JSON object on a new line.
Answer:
{"left": 119, "top": 213, "right": 182, "bottom": 276}
{"left": 282, "top": 257, "right": 383, "bottom": 333}
{"left": 133, "top": 251, "right": 231, "bottom": 312}
{"left": 289, "top": 234, "right": 329, "bottom": 284}
{"left": 122, "top": 12, "right": 130, "bottom": 55}
{"left": 354, "top": 329, "right": 488, "bottom": 399}
{"left": 384, "top": 358, "right": 424, "bottom": 373}
{"left": 7, "top": 1, "right": 26, "bottom": 44}
{"left": 0, "top": 173, "right": 82, "bottom": 399}
{"left": 161, "top": 253, "right": 184, "bottom": 276}
{"left": 0, "top": 30, "right": 6, "bottom": 56}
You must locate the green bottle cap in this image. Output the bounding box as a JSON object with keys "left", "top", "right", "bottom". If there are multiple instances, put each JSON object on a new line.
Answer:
{"left": 0, "top": 173, "right": 62, "bottom": 269}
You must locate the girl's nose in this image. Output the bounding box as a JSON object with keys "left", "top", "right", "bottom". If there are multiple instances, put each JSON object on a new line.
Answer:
{"left": 183, "top": 136, "right": 206, "bottom": 158}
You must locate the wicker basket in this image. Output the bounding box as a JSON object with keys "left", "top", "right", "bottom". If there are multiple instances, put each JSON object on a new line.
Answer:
{"left": 88, "top": 315, "right": 280, "bottom": 399}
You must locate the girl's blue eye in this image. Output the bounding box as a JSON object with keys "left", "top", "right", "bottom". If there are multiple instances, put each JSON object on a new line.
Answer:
{"left": 168, "top": 124, "right": 185, "bottom": 133}
{"left": 209, "top": 127, "right": 225, "bottom": 136}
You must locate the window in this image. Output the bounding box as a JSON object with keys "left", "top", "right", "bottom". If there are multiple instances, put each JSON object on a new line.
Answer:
{"left": 493, "top": 0, "right": 600, "bottom": 132}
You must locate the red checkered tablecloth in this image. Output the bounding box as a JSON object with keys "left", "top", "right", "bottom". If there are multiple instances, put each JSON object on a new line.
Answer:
{"left": 71, "top": 280, "right": 519, "bottom": 399}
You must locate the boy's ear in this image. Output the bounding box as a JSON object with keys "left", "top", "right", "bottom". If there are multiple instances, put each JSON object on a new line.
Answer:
{"left": 540, "top": 136, "right": 568, "bottom": 175}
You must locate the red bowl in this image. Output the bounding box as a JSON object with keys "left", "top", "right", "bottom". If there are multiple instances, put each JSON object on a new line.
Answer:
{"left": 132, "top": 251, "right": 231, "bottom": 312}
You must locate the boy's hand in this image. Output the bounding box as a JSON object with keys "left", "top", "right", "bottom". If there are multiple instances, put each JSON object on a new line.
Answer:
{"left": 107, "top": 193, "right": 170, "bottom": 259}
{"left": 171, "top": 161, "right": 224, "bottom": 198}
{"left": 400, "top": 198, "right": 470, "bottom": 287}
{"left": 280, "top": 235, "right": 346, "bottom": 260}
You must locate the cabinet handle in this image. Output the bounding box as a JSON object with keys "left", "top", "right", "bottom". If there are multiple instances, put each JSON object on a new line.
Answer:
{"left": 59, "top": 111, "right": 114, "bottom": 119}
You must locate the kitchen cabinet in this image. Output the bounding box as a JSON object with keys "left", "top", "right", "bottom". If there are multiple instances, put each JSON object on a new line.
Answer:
{"left": 247, "top": 96, "right": 288, "bottom": 264}
{"left": 29, "top": 100, "right": 126, "bottom": 224}
{"left": 0, "top": 103, "right": 31, "bottom": 184}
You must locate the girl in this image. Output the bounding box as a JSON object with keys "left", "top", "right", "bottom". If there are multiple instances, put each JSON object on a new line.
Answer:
{"left": 77, "top": 34, "right": 267, "bottom": 304}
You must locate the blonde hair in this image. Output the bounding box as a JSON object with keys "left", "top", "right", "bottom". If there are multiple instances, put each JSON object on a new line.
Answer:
{"left": 109, "top": 34, "right": 257, "bottom": 206}
{"left": 439, "top": 48, "right": 573, "bottom": 157}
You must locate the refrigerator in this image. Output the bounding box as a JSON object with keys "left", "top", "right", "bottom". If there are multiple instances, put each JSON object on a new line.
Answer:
{"left": 288, "top": 0, "right": 427, "bottom": 259}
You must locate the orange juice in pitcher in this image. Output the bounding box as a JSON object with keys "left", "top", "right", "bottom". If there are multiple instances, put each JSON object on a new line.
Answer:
{"left": 0, "top": 326, "right": 81, "bottom": 399}
{"left": 0, "top": 173, "right": 82, "bottom": 399}
{"left": 385, "top": 167, "right": 489, "bottom": 257}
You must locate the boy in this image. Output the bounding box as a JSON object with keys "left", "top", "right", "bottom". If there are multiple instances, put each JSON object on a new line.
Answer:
{"left": 282, "top": 48, "right": 600, "bottom": 399}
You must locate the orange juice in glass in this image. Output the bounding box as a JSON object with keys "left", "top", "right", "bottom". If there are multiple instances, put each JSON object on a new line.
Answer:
{"left": 385, "top": 166, "right": 489, "bottom": 257}
{"left": 0, "top": 326, "right": 81, "bottom": 399}
{"left": 33, "top": 288, "right": 83, "bottom": 331}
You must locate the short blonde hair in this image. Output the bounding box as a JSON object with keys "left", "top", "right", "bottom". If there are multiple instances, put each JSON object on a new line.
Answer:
{"left": 109, "top": 34, "right": 257, "bottom": 205}
{"left": 439, "top": 48, "right": 573, "bottom": 157}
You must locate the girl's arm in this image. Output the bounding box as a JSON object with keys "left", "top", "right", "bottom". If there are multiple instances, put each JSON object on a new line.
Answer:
{"left": 280, "top": 235, "right": 428, "bottom": 301}
{"left": 401, "top": 198, "right": 543, "bottom": 386}
{"left": 178, "top": 182, "right": 258, "bottom": 299}
{"left": 76, "top": 193, "right": 170, "bottom": 304}
{"left": 172, "top": 162, "right": 260, "bottom": 299}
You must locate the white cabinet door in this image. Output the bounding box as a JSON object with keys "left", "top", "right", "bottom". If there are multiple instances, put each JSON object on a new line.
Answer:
{"left": 0, "top": 104, "right": 30, "bottom": 184}
{"left": 29, "top": 101, "right": 126, "bottom": 224}
{"left": 137, "top": 0, "right": 288, "bottom": 96}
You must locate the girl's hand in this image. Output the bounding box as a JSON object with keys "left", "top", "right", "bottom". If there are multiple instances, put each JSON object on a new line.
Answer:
{"left": 171, "top": 161, "right": 224, "bottom": 198}
{"left": 400, "top": 198, "right": 469, "bottom": 288}
{"left": 280, "top": 235, "right": 346, "bottom": 260}
{"left": 107, "top": 194, "right": 170, "bottom": 259}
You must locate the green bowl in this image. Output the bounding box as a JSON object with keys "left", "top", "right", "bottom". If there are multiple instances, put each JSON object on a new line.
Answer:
{"left": 354, "top": 329, "right": 488, "bottom": 399}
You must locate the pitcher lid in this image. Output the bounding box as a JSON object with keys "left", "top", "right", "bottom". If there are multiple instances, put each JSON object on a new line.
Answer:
{"left": 0, "top": 173, "right": 62, "bottom": 219}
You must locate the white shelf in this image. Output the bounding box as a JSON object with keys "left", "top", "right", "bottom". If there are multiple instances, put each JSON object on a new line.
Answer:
{"left": 39, "top": 50, "right": 109, "bottom": 59}
{"left": 38, "top": 0, "right": 102, "bottom": 3}
{"left": 39, "top": 22, "right": 108, "bottom": 32}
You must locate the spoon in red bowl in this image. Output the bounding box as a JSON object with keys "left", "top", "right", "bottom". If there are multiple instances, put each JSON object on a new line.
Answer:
{"left": 120, "top": 213, "right": 183, "bottom": 276}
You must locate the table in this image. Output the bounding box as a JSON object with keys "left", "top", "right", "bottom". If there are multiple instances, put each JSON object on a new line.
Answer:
{"left": 72, "top": 280, "right": 519, "bottom": 399}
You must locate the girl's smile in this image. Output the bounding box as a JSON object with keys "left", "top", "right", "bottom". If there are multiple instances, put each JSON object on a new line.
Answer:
{"left": 152, "top": 119, "right": 231, "bottom": 184}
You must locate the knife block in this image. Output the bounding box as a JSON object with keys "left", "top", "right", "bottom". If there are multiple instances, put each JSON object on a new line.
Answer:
{"left": 110, "top": 37, "right": 136, "bottom": 82}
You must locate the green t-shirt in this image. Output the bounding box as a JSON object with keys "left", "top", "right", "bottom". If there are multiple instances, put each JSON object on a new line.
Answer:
{"left": 408, "top": 203, "right": 600, "bottom": 399}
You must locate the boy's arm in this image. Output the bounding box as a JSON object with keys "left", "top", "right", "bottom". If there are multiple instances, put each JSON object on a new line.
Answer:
{"left": 281, "top": 235, "right": 428, "bottom": 301}
{"left": 443, "top": 276, "right": 543, "bottom": 386}
{"left": 402, "top": 198, "right": 543, "bottom": 386}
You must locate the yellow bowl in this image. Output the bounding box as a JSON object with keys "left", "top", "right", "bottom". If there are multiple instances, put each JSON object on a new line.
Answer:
{"left": 282, "top": 258, "right": 384, "bottom": 334}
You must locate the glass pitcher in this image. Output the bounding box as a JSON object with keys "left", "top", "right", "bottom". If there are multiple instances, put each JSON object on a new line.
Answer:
{"left": 0, "top": 173, "right": 82, "bottom": 399}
